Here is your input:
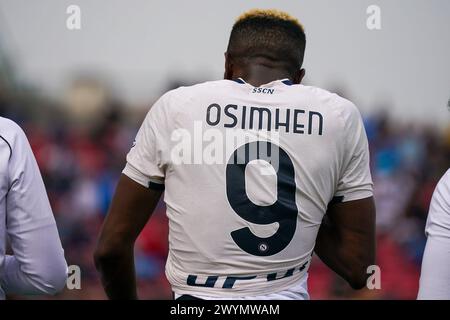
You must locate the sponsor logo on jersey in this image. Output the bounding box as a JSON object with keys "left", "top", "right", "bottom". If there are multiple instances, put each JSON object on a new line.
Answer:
{"left": 252, "top": 88, "right": 275, "bottom": 94}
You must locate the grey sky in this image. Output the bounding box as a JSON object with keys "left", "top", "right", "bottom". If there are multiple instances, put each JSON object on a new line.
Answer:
{"left": 0, "top": 0, "right": 449, "bottom": 125}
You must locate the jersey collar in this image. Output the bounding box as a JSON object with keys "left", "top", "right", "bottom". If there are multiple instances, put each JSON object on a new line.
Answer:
{"left": 233, "top": 78, "right": 293, "bottom": 86}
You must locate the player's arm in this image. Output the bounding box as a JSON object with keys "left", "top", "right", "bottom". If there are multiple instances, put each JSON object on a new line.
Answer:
{"left": 418, "top": 170, "right": 450, "bottom": 299}
{"left": 315, "top": 197, "right": 376, "bottom": 289}
{"left": 95, "top": 94, "right": 170, "bottom": 299}
{"left": 418, "top": 234, "right": 450, "bottom": 299}
{"left": 314, "top": 101, "right": 375, "bottom": 289}
{"left": 0, "top": 123, "right": 67, "bottom": 295}
{"left": 94, "top": 174, "right": 162, "bottom": 299}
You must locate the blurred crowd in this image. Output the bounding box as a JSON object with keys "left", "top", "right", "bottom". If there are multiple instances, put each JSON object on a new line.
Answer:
{"left": 1, "top": 83, "right": 449, "bottom": 300}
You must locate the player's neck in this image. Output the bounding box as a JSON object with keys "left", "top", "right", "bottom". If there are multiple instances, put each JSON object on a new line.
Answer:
{"left": 234, "top": 64, "right": 292, "bottom": 87}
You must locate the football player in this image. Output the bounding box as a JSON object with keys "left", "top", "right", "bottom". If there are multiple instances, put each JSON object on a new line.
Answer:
{"left": 95, "top": 9, "right": 376, "bottom": 300}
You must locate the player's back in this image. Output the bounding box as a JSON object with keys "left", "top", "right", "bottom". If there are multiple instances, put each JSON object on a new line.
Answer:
{"left": 125, "top": 79, "right": 373, "bottom": 298}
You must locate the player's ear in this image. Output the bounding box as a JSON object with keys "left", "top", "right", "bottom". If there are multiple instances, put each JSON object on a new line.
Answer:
{"left": 293, "top": 68, "right": 306, "bottom": 84}
{"left": 224, "top": 52, "right": 233, "bottom": 80}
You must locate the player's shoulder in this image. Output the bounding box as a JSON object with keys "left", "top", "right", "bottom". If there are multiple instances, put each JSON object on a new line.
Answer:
{"left": 152, "top": 80, "right": 232, "bottom": 115}
{"left": 441, "top": 169, "right": 450, "bottom": 182}
{"left": 426, "top": 169, "right": 450, "bottom": 235}
{"left": 429, "top": 169, "right": 450, "bottom": 216}
{"left": 146, "top": 80, "right": 230, "bottom": 123}
{"left": 297, "top": 85, "right": 361, "bottom": 125}
{"left": 162, "top": 80, "right": 232, "bottom": 101}
{"left": 0, "top": 117, "right": 26, "bottom": 148}
{"left": 436, "top": 169, "right": 450, "bottom": 199}
{"left": 0, "top": 116, "right": 22, "bottom": 133}
{"left": 299, "top": 85, "right": 357, "bottom": 111}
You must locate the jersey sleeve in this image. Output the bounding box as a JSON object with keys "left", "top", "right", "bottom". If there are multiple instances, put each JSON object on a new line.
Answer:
{"left": 123, "top": 93, "right": 172, "bottom": 190}
{"left": 418, "top": 169, "right": 450, "bottom": 299}
{"left": 0, "top": 123, "right": 67, "bottom": 295}
{"left": 334, "top": 103, "right": 373, "bottom": 202}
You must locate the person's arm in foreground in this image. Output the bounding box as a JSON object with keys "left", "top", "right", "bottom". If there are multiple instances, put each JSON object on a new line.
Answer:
{"left": 94, "top": 174, "right": 162, "bottom": 299}
{"left": 0, "top": 121, "right": 67, "bottom": 295}
{"left": 418, "top": 169, "right": 450, "bottom": 299}
{"left": 315, "top": 197, "right": 376, "bottom": 289}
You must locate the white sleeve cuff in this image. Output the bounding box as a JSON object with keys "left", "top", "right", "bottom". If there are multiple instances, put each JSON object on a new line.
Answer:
{"left": 122, "top": 162, "right": 165, "bottom": 190}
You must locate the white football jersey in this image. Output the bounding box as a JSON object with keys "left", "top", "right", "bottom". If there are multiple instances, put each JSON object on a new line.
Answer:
{"left": 0, "top": 117, "right": 67, "bottom": 298}
{"left": 123, "top": 78, "right": 373, "bottom": 298}
{"left": 418, "top": 169, "right": 450, "bottom": 299}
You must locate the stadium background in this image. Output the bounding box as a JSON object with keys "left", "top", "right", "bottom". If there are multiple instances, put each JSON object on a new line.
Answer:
{"left": 0, "top": 0, "right": 449, "bottom": 299}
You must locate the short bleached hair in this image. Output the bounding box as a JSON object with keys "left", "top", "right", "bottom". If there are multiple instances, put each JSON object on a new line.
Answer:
{"left": 235, "top": 9, "right": 304, "bottom": 33}
{"left": 227, "top": 9, "right": 306, "bottom": 71}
